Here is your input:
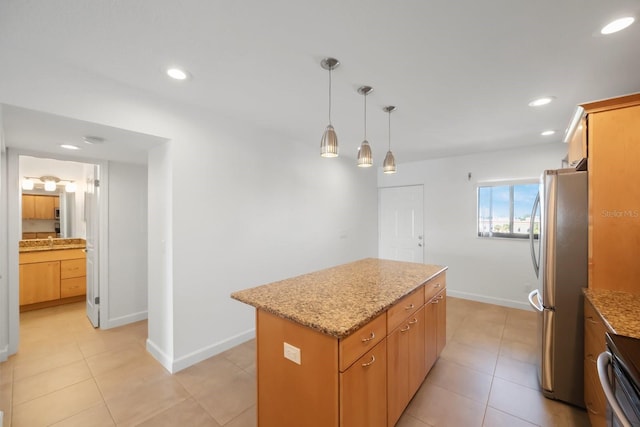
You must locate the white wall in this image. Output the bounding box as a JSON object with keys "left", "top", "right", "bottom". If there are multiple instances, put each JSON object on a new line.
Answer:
{"left": 378, "top": 143, "right": 567, "bottom": 310}
{"left": 0, "top": 48, "right": 379, "bottom": 372}
{"left": 104, "top": 161, "right": 148, "bottom": 328}
{"left": 0, "top": 105, "right": 8, "bottom": 361}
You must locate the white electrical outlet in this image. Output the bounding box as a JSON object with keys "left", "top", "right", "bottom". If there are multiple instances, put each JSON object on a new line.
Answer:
{"left": 283, "top": 342, "right": 301, "bottom": 365}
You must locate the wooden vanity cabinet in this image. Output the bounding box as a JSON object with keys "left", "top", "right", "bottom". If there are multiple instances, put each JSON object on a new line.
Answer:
{"left": 583, "top": 298, "right": 608, "bottom": 427}
{"left": 19, "top": 261, "right": 61, "bottom": 305}
{"left": 61, "top": 258, "right": 87, "bottom": 298}
{"left": 19, "top": 249, "right": 86, "bottom": 310}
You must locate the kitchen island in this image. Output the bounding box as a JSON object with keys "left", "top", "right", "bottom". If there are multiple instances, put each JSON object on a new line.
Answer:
{"left": 231, "top": 258, "right": 447, "bottom": 427}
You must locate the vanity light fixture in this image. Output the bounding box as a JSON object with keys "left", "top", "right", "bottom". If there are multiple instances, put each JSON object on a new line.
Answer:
{"left": 383, "top": 106, "right": 397, "bottom": 174}
{"left": 541, "top": 130, "right": 556, "bottom": 136}
{"left": 528, "top": 96, "right": 555, "bottom": 107}
{"left": 601, "top": 17, "right": 635, "bottom": 35}
{"left": 356, "top": 86, "right": 373, "bottom": 167}
{"left": 60, "top": 144, "right": 80, "bottom": 150}
{"left": 65, "top": 182, "right": 77, "bottom": 192}
{"left": 21, "top": 178, "right": 34, "bottom": 191}
{"left": 320, "top": 57, "right": 340, "bottom": 158}
{"left": 42, "top": 176, "right": 59, "bottom": 192}
{"left": 22, "top": 176, "right": 77, "bottom": 193}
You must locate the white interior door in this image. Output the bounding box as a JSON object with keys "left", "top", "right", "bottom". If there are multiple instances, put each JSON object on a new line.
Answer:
{"left": 378, "top": 185, "right": 424, "bottom": 263}
{"left": 85, "top": 164, "right": 100, "bottom": 327}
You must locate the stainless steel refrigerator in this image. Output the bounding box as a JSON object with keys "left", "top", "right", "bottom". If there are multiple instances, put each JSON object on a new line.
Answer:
{"left": 528, "top": 168, "right": 587, "bottom": 408}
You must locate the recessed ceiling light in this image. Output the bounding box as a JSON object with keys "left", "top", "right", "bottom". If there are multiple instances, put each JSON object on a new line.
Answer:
{"left": 83, "top": 136, "right": 105, "bottom": 144}
{"left": 167, "top": 67, "right": 189, "bottom": 80}
{"left": 541, "top": 130, "right": 556, "bottom": 136}
{"left": 601, "top": 17, "right": 635, "bottom": 35}
{"left": 60, "top": 144, "right": 80, "bottom": 150}
{"left": 528, "top": 96, "right": 555, "bottom": 107}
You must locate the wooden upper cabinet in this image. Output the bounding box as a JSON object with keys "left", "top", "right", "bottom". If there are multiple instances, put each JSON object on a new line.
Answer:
{"left": 35, "top": 195, "right": 56, "bottom": 219}
{"left": 22, "top": 195, "right": 36, "bottom": 219}
{"left": 583, "top": 93, "right": 640, "bottom": 292}
{"left": 22, "top": 195, "right": 57, "bottom": 219}
{"left": 567, "top": 116, "right": 587, "bottom": 166}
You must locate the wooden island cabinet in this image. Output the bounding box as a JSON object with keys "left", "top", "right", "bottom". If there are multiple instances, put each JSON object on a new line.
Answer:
{"left": 232, "top": 258, "right": 447, "bottom": 427}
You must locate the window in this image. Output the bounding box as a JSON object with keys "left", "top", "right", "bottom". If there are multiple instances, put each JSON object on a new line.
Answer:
{"left": 477, "top": 181, "right": 539, "bottom": 239}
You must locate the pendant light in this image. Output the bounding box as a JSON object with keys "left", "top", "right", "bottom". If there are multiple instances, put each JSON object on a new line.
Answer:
{"left": 357, "top": 86, "right": 373, "bottom": 167}
{"left": 320, "top": 57, "right": 340, "bottom": 157}
{"left": 383, "top": 106, "right": 397, "bottom": 174}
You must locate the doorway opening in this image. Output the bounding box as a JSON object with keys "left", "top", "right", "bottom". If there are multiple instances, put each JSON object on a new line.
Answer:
{"left": 18, "top": 155, "right": 101, "bottom": 328}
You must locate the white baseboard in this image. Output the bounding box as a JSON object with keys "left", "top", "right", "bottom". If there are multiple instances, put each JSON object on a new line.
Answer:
{"left": 145, "top": 329, "right": 256, "bottom": 374}
{"left": 146, "top": 338, "right": 173, "bottom": 373}
{"left": 101, "top": 310, "right": 148, "bottom": 330}
{"left": 0, "top": 344, "right": 8, "bottom": 363}
{"left": 174, "top": 329, "right": 256, "bottom": 373}
{"left": 447, "top": 289, "right": 533, "bottom": 311}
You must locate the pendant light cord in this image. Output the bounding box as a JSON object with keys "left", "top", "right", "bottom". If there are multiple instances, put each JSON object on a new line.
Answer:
{"left": 328, "top": 67, "right": 332, "bottom": 125}
{"left": 363, "top": 92, "right": 367, "bottom": 140}
{"left": 388, "top": 110, "right": 391, "bottom": 150}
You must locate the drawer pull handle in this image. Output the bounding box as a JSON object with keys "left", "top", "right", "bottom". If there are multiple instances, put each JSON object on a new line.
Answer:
{"left": 362, "top": 355, "right": 376, "bottom": 367}
{"left": 400, "top": 325, "right": 411, "bottom": 333}
{"left": 405, "top": 303, "right": 415, "bottom": 310}
{"left": 435, "top": 283, "right": 441, "bottom": 288}
{"left": 361, "top": 332, "right": 376, "bottom": 342}
{"left": 409, "top": 318, "right": 418, "bottom": 325}
{"left": 585, "top": 316, "right": 599, "bottom": 324}
{"left": 586, "top": 402, "right": 599, "bottom": 415}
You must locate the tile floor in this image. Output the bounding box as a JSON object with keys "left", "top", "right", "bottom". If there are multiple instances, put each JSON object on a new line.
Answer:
{"left": 0, "top": 297, "right": 589, "bottom": 426}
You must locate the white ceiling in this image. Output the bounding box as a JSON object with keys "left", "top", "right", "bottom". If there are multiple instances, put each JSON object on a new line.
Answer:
{"left": 1, "top": 0, "right": 639, "bottom": 164}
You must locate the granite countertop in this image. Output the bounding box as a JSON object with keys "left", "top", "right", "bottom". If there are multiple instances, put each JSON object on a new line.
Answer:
{"left": 19, "top": 238, "right": 86, "bottom": 253}
{"left": 584, "top": 288, "right": 640, "bottom": 339}
{"left": 231, "top": 258, "right": 447, "bottom": 339}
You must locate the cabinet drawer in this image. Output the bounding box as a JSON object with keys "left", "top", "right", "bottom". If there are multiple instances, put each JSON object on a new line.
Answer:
{"left": 424, "top": 273, "right": 446, "bottom": 303}
{"left": 388, "top": 287, "right": 424, "bottom": 332}
{"left": 339, "top": 313, "right": 386, "bottom": 371}
{"left": 61, "top": 258, "right": 86, "bottom": 279}
{"left": 61, "top": 276, "right": 86, "bottom": 298}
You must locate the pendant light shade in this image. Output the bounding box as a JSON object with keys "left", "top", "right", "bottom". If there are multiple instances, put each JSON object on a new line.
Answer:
{"left": 320, "top": 58, "right": 340, "bottom": 158}
{"left": 383, "top": 106, "right": 397, "bottom": 174}
{"left": 321, "top": 124, "right": 338, "bottom": 158}
{"left": 357, "top": 86, "right": 374, "bottom": 167}
{"left": 358, "top": 140, "right": 373, "bottom": 167}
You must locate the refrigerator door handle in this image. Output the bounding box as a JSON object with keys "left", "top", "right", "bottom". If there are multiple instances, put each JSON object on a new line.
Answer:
{"left": 529, "top": 192, "right": 540, "bottom": 278}
{"left": 597, "top": 351, "right": 632, "bottom": 427}
{"left": 528, "top": 289, "right": 543, "bottom": 312}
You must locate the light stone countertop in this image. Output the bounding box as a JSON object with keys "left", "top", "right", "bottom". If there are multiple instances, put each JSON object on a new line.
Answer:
{"left": 584, "top": 288, "right": 640, "bottom": 339}
{"left": 231, "top": 258, "right": 447, "bottom": 339}
{"left": 19, "top": 238, "right": 86, "bottom": 253}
